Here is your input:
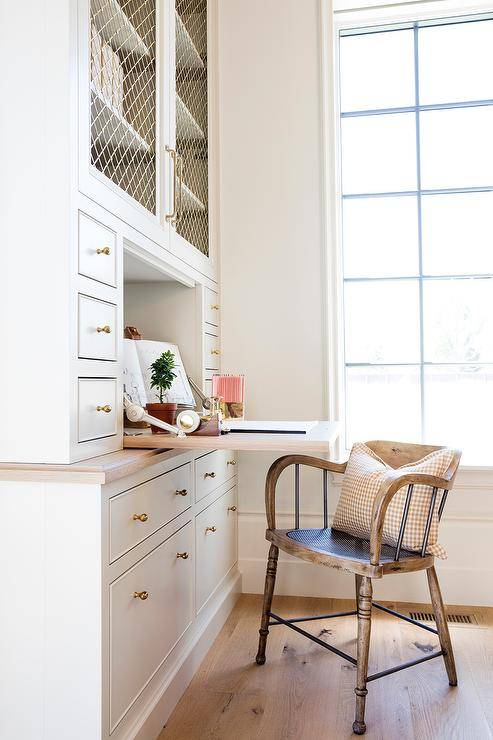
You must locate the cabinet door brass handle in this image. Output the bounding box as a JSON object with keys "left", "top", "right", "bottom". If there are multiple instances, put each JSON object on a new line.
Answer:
{"left": 211, "top": 349, "right": 221, "bottom": 355}
{"left": 96, "top": 405, "right": 112, "bottom": 413}
{"left": 175, "top": 489, "right": 188, "bottom": 496}
{"left": 176, "top": 552, "right": 189, "bottom": 559}
{"left": 227, "top": 459, "right": 236, "bottom": 466}
{"left": 228, "top": 506, "right": 237, "bottom": 512}
{"left": 133, "top": 513, "right": 148, "bottom": 522}
{"left": 204, "top": 471, "right": 216, "bottom": 479}
{"left": 205, "top": 526, "right": 217, "bottom": 534}
{"left": 96, "top": 246, "right": 111, "bottom": 255}
{"left": 210, "top": 303, "right": 220, "bottom": 310}
{"left": 96, "top": 325, "right": 112, "bottom": 333}
{"left": 165, "top": 146, "right": 178, "bottom": 223}
{"left": 133, "top": 591, "right": 149, "bottom": 600}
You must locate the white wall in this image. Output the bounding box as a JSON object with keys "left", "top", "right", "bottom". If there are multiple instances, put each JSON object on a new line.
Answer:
{"left": 218, "top": 0, "right": 493, "bottom": 606}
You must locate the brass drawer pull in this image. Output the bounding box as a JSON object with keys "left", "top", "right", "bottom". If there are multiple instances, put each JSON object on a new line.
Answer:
{"left": 228, "top": 506, "right": 237, "bottom": 512}
{"left": 227, "top": 459, "right": 236, "bottom": 466}
{"left": 96, "top": 405, "right": 112, "bottom": 413}
{"left": 175, "top": 489, "right": 188, "bottom": 496}
{"left": 211, "top": 349, "right": 221, "bottom": 355}
{"left": 96, "top": 246, "right": 111, "bottom": 255}
{"left": 205, "top": 526, "right": 217, "bottom": 534}
{"left": 210, "top": 303, "right": 220, "bottom": 310}
{"left": 133, "top": 513, "right": 148, "bottom": 522}
{"left": 176, "top": 552, "right": 189, "bottom": 559}
{"left": 133, "top": 591, "right": 149, "bottom": 601}
{"left": 97, "top": 325, "right": 112, "bottom": 334}
{"left": 204, "top": 471, "right": 216, "bottom": 479}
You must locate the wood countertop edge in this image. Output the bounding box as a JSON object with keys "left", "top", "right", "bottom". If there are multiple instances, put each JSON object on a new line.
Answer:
{"left": 0, "top": 448, "right": 188, "bottom": 485}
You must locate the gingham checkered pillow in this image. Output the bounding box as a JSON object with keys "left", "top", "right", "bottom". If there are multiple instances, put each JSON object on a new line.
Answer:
{"left": 332, "top": 443, "right": 454, "bottom": 558}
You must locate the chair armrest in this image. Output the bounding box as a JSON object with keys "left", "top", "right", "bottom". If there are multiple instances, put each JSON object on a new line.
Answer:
{"left": 369, "top": 469, "right": 455, "bottom": 565}
{"left": 265, "top": 454, "right": 347, "bottom": 529}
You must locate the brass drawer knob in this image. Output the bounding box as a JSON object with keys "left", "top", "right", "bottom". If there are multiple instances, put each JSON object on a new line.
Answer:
{"left": 211, "top": 349, "right": 221, "bottom": 355}
{"left": 133, "top": 591, "right": 149, "bottom": 600}
{"left": 228, "top": 506, "right": 237, "bottom": 512}
{"left": 96, "top": 405, "right": 112, "bottom": 413}
{"left": 97, "top": 325, "right": 112, "bottom": 334}
{"left": 205, "top": 526, "right": 217, "bottom": 534}
{"left": 133, "top": 513, "right": 148, "bottom": 522}
{"left": 227, "top": 459, "right": 236, "bottom": 466}
{"left": 176, "top": 552, "right": 189, "bottom": 559}
{"left": 96, "top": 246, "right": 111, "bottom": 255}
{"left": 175, "top": 489, "right": 188, "bottom": 496}
{"left": 210, "top": 303, "right": 220, "bottom": 310}
{"left": 204, "top": 471, "right": 216, "bottom": 479}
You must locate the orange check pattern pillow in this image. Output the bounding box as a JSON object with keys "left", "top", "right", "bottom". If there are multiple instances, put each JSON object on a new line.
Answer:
{"left": 332, "top": 443, "right": 454, "bottom": 558}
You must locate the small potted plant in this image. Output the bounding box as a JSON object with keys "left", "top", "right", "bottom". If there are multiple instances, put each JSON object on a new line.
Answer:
{"left": 146, "top": 350, "right": 178, "bottom": 433}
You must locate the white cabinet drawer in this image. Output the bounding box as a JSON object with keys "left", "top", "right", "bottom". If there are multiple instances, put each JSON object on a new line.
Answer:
{"left": 204, "top": 287, "right": 220, "bottom": 328}
{"left": 195, "top": 449, "right": 237, "bottom": 503}
{"left": 78, "top": 378, "right": 117, "bottom": 442}
{"left": 110, "top": 521, "right": 193, "bottom": 731}
{"left": 78, "top": 294, "right": 117, "bottom": 361}
{"left": 109, "top": 463, "right": 192, "bottom": 562}
{"left": 195, "top": 487, "right": 237, "bottom": 613}
{"left": 78, "top": 211, "right": 117, "bottom": 287}
{"left": 204, "top": 333, "right": 221, "bottom": 370}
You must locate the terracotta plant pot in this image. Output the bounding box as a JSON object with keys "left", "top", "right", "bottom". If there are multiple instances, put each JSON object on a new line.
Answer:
{"left": 146, "top": 403, "right": 178, "bottom": 433}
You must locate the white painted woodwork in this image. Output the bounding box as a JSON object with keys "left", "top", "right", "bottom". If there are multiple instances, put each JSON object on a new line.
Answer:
{"left": 195, "top": 449, "right": 237, "bottom": 502}
{"left": 195, "top": 485, "right": 238, "bottom": 613}
{"left": 204, "top": 332, "right": 221, "bottom": 370}
{"left": 110, "top": 520, "right": 193, "bottom": 732}
{"left": 78, "top": 212, "right": 117, "bottom": 287}
{"left": 109, "top": 461, "right": 192, "bottom": 561}
{"left": 78, "top": 294, "right": 118, "bottom": 361}
{"left": 204, "top": 286, "right": 220, "bottom": 327}
{"left": 78, "top": 378, "right": 118, "bottom": 442}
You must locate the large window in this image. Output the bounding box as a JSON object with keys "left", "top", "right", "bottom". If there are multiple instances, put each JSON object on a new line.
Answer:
{"left": 338, "top": 16, "right": 493, "bottom": 463}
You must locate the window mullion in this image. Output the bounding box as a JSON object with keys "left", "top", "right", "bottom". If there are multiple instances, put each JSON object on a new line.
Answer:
{"left": 414, "top": 23, "right": 426, "bottom": 443}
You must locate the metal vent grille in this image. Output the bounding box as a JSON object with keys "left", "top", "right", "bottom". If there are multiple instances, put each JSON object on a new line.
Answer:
{"left": 175, "top": 0, "right": 209, "bottom": 256}
{"left": 409, "top": 611, "right": 478, "bottom": 625}
{"left": 90, "top": 0, "right": 157, "bottom": 214}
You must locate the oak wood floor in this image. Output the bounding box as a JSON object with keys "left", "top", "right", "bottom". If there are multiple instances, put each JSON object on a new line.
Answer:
{"left": 158, "top": 594, "right": 493, "bottom": 740}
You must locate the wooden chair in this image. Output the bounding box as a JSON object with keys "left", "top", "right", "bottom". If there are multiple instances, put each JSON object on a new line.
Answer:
{"left": 255, "top": 441, "right": 462, "bottom": 735}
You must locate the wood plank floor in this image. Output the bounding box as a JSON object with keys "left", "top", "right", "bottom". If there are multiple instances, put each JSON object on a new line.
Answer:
{"left": 158, "top": 594, "right": 493, "bottom": 740}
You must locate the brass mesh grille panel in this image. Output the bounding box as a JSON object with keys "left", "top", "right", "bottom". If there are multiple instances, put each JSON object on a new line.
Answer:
{"left": 175, "top": 0, "right": 209, "bottom": 256}
{"left": 90, "top": 0, "right": 157, "bottom": 214}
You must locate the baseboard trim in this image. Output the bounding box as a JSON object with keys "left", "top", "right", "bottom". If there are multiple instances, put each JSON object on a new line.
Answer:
{"left": 123, "top": 568, "right": 242, "bottom": 740}
{"left": 240, "top": 557, "right": 493, "bottom": 607}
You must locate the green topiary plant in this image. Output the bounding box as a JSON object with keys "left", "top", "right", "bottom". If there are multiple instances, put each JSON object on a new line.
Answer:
{"left": 149, "top": 350, "right": 177, "bottom": 403}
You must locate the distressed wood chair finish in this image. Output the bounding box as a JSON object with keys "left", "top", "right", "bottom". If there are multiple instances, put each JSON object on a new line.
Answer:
{"left": 255, "top": 441, "right": 462, "bottom": 735}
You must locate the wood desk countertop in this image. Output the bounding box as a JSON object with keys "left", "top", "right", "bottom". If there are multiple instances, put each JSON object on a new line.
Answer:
{"left": 0, "top": 422, "right": 339, "bottom": 484}
{"left": 123, "top": 421, "right": 340, "bottom": 453}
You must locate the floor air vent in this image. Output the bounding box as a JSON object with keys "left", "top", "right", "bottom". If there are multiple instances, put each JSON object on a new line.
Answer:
{"left": 409, "top": 611, "right": 478, "bottom": 625}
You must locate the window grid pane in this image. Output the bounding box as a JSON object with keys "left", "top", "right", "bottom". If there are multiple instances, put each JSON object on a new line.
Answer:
{"left": 339, "top": 17, "right": 493, "bottom": 459}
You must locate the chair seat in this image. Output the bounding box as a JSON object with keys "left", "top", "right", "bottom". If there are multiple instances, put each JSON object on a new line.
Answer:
{"left": 266, "top": 527, "right": 434, "bottom": 577}
{"left": 287, "top": 528, "right": 414, "bottom": 562}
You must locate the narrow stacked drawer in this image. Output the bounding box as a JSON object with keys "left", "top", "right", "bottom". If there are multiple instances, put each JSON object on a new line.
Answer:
{"left": 203, "top": 286, "right": 220, "bottom": 397}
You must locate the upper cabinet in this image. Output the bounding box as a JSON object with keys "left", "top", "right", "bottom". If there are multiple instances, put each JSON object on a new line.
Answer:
{"left": 79, "top": 0, "right": 217, "bottom": 279}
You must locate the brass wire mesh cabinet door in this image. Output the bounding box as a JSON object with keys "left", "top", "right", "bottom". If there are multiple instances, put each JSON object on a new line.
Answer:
{"left": 90, "top": 0, "right": 157, "bottom": 214}
{"left": 175, "top": 0, "right": 209, "bottom": 256}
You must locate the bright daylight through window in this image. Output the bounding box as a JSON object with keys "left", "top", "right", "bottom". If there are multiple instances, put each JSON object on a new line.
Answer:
{"left": 339, "top": 16, "right": 493, "bottom": 463}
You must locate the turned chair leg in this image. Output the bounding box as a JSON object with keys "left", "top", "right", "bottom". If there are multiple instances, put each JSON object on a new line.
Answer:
{"left": 353, "top": 576, "right": 372, "bottom": 735}
{"left": 355, "top": 574, "right": 362, "bottom": 611}
{"left": 427, "top": 565, "right": 457, "bottom": 686}
{"left": 255, "top": 544, "right": 279, "bottom": 665}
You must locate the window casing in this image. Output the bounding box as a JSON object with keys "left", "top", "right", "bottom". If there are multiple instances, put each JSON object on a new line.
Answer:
{"left": 337, "top": 15, "right": 493, "bottom": 463}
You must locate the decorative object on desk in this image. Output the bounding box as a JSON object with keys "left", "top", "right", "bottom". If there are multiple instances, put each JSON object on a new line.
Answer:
{"left": 123, "top": 339, "right": 195, "bottom": 408}
{"left": 191, "top": 397, "right": 223, "bottom": 436}
{"left": 124, "top": 325, "right": 142, "bottom": 340}
{"left": 212, "top": 374, "right": 245, "bottom": 419}
{"left": 147, "top": 350, "right": 178, "bottom": 432}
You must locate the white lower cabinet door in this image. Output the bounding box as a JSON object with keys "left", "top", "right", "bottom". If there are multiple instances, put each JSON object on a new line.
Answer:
{"left": 110, "top": 521, "right": 193, "bottom": 731}
{"left": 195, "top": 486, "right": 237, "bottom": 614}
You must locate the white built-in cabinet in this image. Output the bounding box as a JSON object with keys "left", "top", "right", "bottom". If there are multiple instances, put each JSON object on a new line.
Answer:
{"left": 79, "top": 0, "right": 217, "bottom": 277}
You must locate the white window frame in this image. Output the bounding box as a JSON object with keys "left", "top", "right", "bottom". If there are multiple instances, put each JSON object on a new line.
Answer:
{"left": 320, "top": 0, "right": 493, "bottom": 465}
